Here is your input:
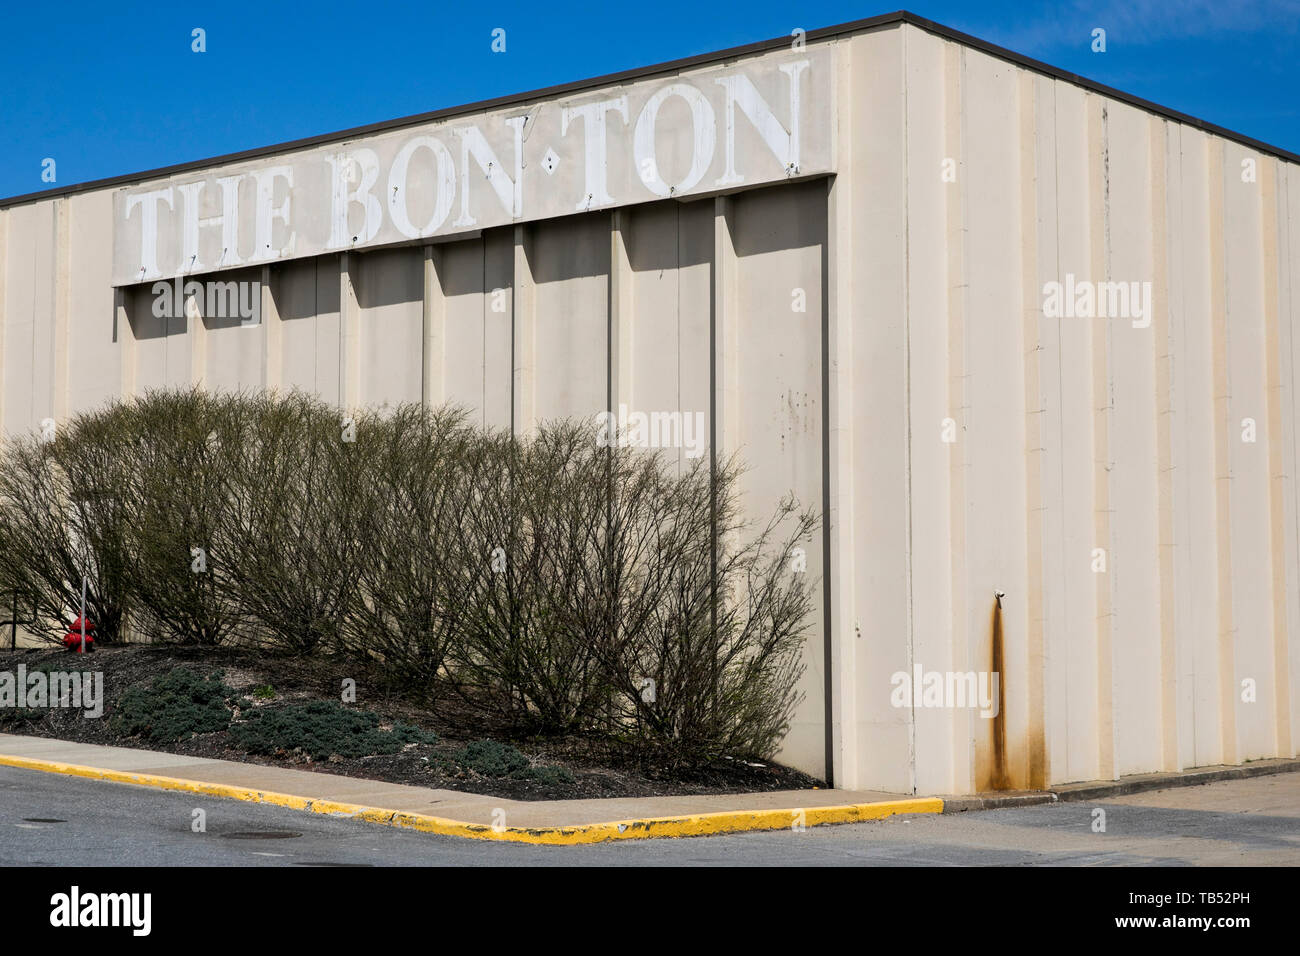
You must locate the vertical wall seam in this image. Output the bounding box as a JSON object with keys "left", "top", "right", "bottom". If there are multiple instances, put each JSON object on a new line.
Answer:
{"left": 1019, "top": 70, "right": 1047, "bottom": 789}
{"left": 512, "top": 225, "right": 535, "bottom": 436}
{"left": 482, "top": 239, "right": 488, "bottom": 428}
{"left": 338, "top": 254, "right": 347, "bottom": 408}
{"left": 52, "top": 198, "right": 70, "bottom": 422}
{"left": 1262, "top": 158, "right": 1293, "bottom": 756}
{"left": 901, "top": 23, "right": 917, "bottom": 795}
{"left": 1208, "top": 140, "right": 1238, "bottom": 764}
{"left": 422, "top": 245, "right": 446, "bottom": 409}
{"left": 311, "top": 258, "right": 318, "bottom": 394}
{"left": 261, "top": 265, "right": 271, "bottom": 388}
{"left": 1050, "top": 79, "right": 1070, "bottom": 785}
{"left": 1104, "top": 99, "right": 1119, "bottom": 780}
{"left": 347, "top": 253, "right": 362, "bottom": 409}
{"left": 676, "top": 203, "right": 682, "bottom": 472}
{"left": 1287, "top": 164, "right": 1300, "bottom": 755}
{"left": 1286, "top": 166, "right": 1300, "bottom": 755}
{"left": 1089, "top": 95, "right": 1117, "bottom": 780}
{"left": 824, "top": 36, "right": 857, "bottom": 787}
{"left": 945, "top": 41, "right": 970, "bottom": 792}
{"left": 189, "top": 262, "right": 207, "bottom": 389}
{"left": 261, "top": 264, "right": 281, "bottom": 391}
{"left": 820, "top": 190, "right": 834, "bottom": 787}
{"left": 0, "top": 209, "right": 7, "bottom": 431}
{"left": 607, "top": 215, "right": 617, "bottom": 422}
{"left": 118, "top": 287, "right": 135, "bottom": 400}
{"left": 709, "top": 198, "right": 727, "bottom": 773}
{"left": 1151, "top": 117, "right": 1179, "bottom": 772}
{"left": 32, "top": 206, "right": 44, "bottom": 415}
{"left": 608, "top": 209, "right": 634, "bottom": 426}
{"left": 1173, "top": 125, "right": 1201, "bottom": 767}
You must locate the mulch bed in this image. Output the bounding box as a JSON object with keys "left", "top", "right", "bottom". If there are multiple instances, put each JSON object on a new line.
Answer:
{"left": 0, "top": 644, "right": 822, "bottom": 802}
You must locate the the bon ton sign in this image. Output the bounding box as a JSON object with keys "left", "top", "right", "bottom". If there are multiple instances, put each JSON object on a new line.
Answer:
{"left": 112, "top": 47, "right": 834, "bottom": 286}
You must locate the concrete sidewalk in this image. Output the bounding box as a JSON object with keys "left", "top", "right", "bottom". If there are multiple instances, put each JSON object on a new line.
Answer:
{"left": 5, "top": 733, "right": 1296, "bottom": 845}
{"left": 0, "top": 733, "right": 932, "bottom": 843}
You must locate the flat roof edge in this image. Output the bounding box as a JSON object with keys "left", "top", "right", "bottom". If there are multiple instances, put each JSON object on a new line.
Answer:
{"left": 1, "top": 10, "right": 1295, "bottom": 210}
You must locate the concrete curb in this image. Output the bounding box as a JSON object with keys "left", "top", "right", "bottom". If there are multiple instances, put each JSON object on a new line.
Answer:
{"left": 941, "top": 793, "right": 1058, "bottom": 813}
{"left": 1048, "top": 758, "right": 1300, "bottom": 803}
{"left": 941, "top": 758, "right": 1300, "bottom": 812}
{"left": 0, "top": 752, "right": 943, "bottom": 845}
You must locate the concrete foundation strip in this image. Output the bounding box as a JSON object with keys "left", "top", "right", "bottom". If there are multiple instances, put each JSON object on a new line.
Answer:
{"left": 941, "top": 758, "right": 1300, "bottom": 812}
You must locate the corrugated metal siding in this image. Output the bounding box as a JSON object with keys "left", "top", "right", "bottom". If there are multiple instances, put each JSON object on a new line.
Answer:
{"left": 831, "top": 24, "right": 1300, "bottom": 791}
{"left": 0, "top": 21, "right": 1296, "bottom": 792}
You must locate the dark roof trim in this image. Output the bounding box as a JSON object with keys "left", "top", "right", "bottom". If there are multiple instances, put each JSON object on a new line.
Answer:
{"left": 3, "top": 10, "right": 1296, "bottom": 209}
{"left": 908, "top": 12, "right": 1300, "bottom": 165}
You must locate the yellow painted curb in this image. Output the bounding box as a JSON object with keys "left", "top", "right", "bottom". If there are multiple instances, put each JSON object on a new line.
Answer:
{"left": 0, "top": 751, "right": 943, "bottom": 844}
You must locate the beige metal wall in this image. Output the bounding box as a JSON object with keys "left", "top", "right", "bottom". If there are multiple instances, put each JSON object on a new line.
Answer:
{"left": 1, "top": 20, "right": 1297, "bottom": 793}
{"left": 827, "top": 23, "right": 1300, "bottom": 793}
{"left": 0, "top": 175, "right": 832, "bottom": 777}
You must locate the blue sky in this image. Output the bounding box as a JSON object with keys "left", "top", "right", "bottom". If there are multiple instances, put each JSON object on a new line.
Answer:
{"left": 1, "top": 0, "right": 1296, "bottom": 200}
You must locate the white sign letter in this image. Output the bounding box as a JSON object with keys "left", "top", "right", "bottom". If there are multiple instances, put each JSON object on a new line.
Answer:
{"left": 561, "top": 96, "right": 628, "bottom": 210}
{"left": 714, "top": 61, "right": 808, "bottom": 186}
{"left": 250, "top": 165, "right": 295, "bottom": 262}
{"left": 633, "top": 83, "right": 716, "bottom": 198}
{"left": 388, "top": 136, "right": 456, "bottom": 238}
{"left": 327, "top": 149, "right": 382, "bottom": 249}
{"left": 451, "top": 119, "right": 525, "bottom": 228}
{"left": 126, "top": 187, "right": 176, "bottom": 280}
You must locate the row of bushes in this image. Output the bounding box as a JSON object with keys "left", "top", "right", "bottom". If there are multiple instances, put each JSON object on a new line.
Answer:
{"left": 0, "top": 389, "right": 818, "bottom": 765}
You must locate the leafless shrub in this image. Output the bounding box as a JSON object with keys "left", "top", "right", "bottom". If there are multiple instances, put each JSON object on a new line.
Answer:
{"left": 0, "top": 387, "right": 820, "bottom": 766}
{"left": 443, "top": 422, "right": 819, "bottom": 762}
{"left": 443, "top": 423, "right": 611, "bottom": 733}
{"left": 0, "top": 403, "right": 138, "bottom": 643}
{"left": 119, "top": 388, "right": 243, "bottom": 645}
{"left": 218, "top": 392, "right": 368, "bottom": 654}
{"left": 597, "top": 454, "right": 819, "bottom": 765}
{"left": 341, "top": 404, "right": 476, "bottom": 690}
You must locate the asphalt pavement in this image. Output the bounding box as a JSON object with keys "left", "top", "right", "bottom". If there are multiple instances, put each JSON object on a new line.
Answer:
{"left": 2, "top": 765, "right": 1297, "bottom": 866}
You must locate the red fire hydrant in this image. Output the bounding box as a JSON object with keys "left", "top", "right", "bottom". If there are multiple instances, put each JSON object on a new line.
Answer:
{"left": 62, "top": 616, "right": 95, "bottom": 653}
